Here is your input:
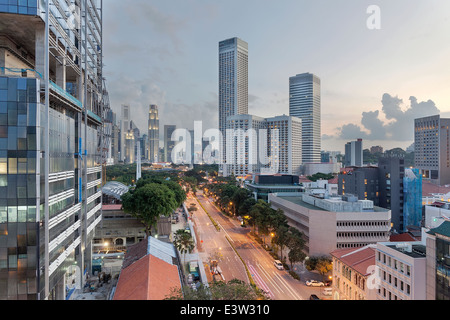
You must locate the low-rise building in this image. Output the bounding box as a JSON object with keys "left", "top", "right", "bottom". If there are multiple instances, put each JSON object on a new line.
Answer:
{"left": 375, "top": 241, "right": 427, "bottom": 300}
{"left": 268, "top": 193, "right": 391, "bottom": 256}
{"left": 331, "top": 245, "right": 377, "bottom": 300}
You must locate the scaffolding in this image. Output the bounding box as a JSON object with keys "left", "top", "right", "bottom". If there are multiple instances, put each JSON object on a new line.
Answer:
{"left": 403, "top": 168, "right": 423, "bottom": 232}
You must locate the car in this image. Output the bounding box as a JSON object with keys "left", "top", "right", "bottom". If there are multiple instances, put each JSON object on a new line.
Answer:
{"left": 273, "top": 260, "right": 284, "bottom": 270}
{"left": 309, "top": 294, "right": 320, "bottom": 300}
{"left": 322, "top": 287, "right": 333, "bottom": 296}
{"left": 306, "top": 280, "right": 325, "bottom": 287}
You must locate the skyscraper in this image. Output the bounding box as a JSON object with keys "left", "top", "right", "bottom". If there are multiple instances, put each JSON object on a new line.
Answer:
{"left": 0, "top": 0, "right": 105, "bottom": 299}
{"left": 414, "top": 115, "right": 450, "bottom": 186}
{"left": 120, "top": 104, "right": 131, "bottom": 162}
{"left": 289, "top": 73, "right": 321, "bottom": 164}
{"left": 148, "top": 105, "right": 159, "bottom": 163}
{"left": 345, "top": 139, "right": 363, "bottom": 167}
{"left": 219, "top": 37, "right": 248, "bottom": 170}
{"left": 164, "top": 125, "right": 177, "bottom": 163}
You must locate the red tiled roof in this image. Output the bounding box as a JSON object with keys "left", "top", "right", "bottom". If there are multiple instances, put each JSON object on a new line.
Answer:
{"left": 328, "top": 177, "right": 338, "bottom": 184}
{"left": 389, "top": 233, "right": 417, "bottom": 242}
{"left": 102, "top": 204, "right": 122, "bottom": 211}
{"left": 331, "top": 246, "right": 376, "bottom": 276}
{"left": 298, "top": 176, "right": 311, "bottom": 182}
{"left": 113, "top": 254, "right": 181, "bottom": 300}
{"left": 422, "top": 180, "right": 450, "bottom": 197}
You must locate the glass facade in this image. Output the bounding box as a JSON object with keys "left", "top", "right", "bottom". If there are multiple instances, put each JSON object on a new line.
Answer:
{"left": 0, "top": 0, "right": 38, "bottom": 16}
{"left": 0, "top": 76, "right": 40, "bottom": 300}
{"left": 436, "top": 237, "right": 450, "bottom": 300}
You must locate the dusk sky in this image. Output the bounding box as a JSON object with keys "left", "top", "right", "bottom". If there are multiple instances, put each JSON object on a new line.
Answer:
{"left": 103, "top": 0, "right": 450, "bottom": 153}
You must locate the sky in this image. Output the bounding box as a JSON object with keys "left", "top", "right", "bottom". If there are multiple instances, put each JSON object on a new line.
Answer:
{"left": 103, "top": 0, "right": 450, "bottom": 153}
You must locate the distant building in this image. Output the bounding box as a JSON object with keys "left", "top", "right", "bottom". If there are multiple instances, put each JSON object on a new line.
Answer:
{"left": 219, "top": 37, "right": 249, "bottom": 173}
{"left": 164, "top": 125, "right": 177, "bottom": 163}
{"left": 339, "top": 155, "right": 406, "bottom": 233}
{"left": 245, "top": 174, "right": 303, "bottom": 201}
{"left": 148, "top": 105, "right": 160, "bottom": 163}
{"left": 414, "top": 115, "right": 450, "bottom": 186}
{"left": 370, "top": 146, "right": 384, "bottom": 154}
{"left": 289, "top": 73, "right": 321, "bottom": 163}
{"left": 345, "top": 139, "right": 363, "bottom": 167}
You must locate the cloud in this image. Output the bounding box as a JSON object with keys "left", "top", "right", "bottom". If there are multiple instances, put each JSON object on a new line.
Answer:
{"left": 337, "top": 93, "right": 440, "bottom": 142}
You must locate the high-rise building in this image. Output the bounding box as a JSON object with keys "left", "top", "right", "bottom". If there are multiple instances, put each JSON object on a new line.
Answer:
{"left": 345, "top": 139, "right": 363, "bottom": 167}
{"left": 164, "top": 125, "right": 176, "bottom": 163}
{"left": 0, "top": 1, "right": 105, "bottom": 299}
{"left": 120, "top": 104, "right": 130, "bottom": 162}
{"left": 289, "top": 73, "right": 321, "bottom": 163}
{"left": 403, "top": 168, "right": 423, "bottom": 230}
{"left": 219, "top": 37, "right": 248, "bottom": 170}
{"left": 225, "top": 114, "right": 302, "bottom": 177}
{"left": 414, "top": 115, "right": 450, "bottom": 186}
{"left": 339, "top": 155, "right": 406, "bottom": 232}
{"left": 265, "top": 115, "right": 302, "bottom": 175}
{"left": 148, "top": 105, "right": 159, "bottom": 163}
{"left": 225, "top": 114, "right": 266, "bottom": 177}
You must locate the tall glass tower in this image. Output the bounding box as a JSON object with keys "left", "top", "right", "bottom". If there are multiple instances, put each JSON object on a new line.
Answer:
{"left": 0, "top": 0, "right": 105, "bottom": 300}
{"left": 148, "top": 105, "right": 159, "bottom": 163}
{"left": 218, "top": 37, "right": 248, "bottom": 175}
{"left": 289, "top": 73, "right": 321, "bottom": 164}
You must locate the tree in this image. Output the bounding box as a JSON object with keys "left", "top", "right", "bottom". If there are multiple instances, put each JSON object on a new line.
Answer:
{"left": 121, "top": 183, "right": 178, "bottom": 237}
{"left": 287, "top": 228, "right": 306, "bottom": 270}
{"left": 271, "top": 224, "right": 290, "bottom": 263}
{"left": 165, "top": 278, "right": 265, "bottom": 300}
{"left": 316, "top": 257, "right": 333, "bottom": 281}
{"left": 173, "top": 229, "right": 195, "bottom": 265}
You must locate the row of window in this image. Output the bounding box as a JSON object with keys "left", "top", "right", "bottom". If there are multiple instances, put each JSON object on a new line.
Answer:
{"left": 377, "top": 251, "right": 411, "bottom": 276}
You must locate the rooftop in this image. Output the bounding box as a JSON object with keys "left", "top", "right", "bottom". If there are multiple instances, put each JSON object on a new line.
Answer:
{"left": 331, "top": 245, "right": 376, "bottom": 276}
{"left": 384, "top": 243, "right": 427, "bottom": 259}
{"left": 427, "top": 220, "right": 450, "bottom": 237}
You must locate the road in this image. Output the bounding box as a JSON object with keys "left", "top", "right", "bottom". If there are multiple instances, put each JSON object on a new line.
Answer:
{"left": 188, "top": 190, "right": 330, "bottom": 300}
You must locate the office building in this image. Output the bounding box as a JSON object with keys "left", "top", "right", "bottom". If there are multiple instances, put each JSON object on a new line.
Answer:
{"left": 120, "top": 105, "right": 130, "bottom": 162}
{"left": 219, "top": 37, "right": 248, "bottom": 171}
{"left": 245, "top": 174, "right": 303, "bottom": 202}
{"left": 0, "top": 1, "right": 105, "bottom": 299}
{"left": 224, "top": 114, "right": 302, "bottom": 177}
{"left": 268, "top": 193, "right": 391, "bottom": 256}
{"left": 225, "top": 114, "right": 266, "bottom": 177}
{"left": 345, "top": 139, "right": 363, "bottom": 167}
{"left": 148, "top": 105, "right": 159, "bottom": 163}
{"left": 289, "top": 73, "right": 321, "bottom": 163}
{"left": 415, "top": 115, "right": 450, "bottom": 186}
{"left": 265, "top": 115, "right": 302, "bottom": 175}
{"left": 164, "top": 124, "right": 176, "bottom": 163}
{"left": 376, "top": 241, "right": 427, "bottom": 300}
{"left": 339, "top": 155, "right": 406, "bottom": 233}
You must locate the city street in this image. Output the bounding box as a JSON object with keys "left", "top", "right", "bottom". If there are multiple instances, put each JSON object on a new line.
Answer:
{"left": 188, "top": 190, "right": 330, "bottom": 300}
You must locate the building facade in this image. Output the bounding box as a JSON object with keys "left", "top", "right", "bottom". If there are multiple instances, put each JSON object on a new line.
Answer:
{"left": 219, "top": 37, "right": 248, "bottom": 172}
{"left": 0, "top": 0, "right": 105, "bottom": 299}
{"left": 148, "top": 104, "right": 159, "bottom": 163}
{"left": 268, "top": 193, "right": 391, "bottom": 256}
{"left": 415, "top": 115, "right": 450, "bottom": 186}
{"left": 375, "top": 242, "right": 427, "bottom": 300}
{"left": 289, "top": 73, "right": 321, "bottom": 164}
{"left": 344, "top": 139, "right": 363, "bottom": 167}
{"left": 164, "top": 124, "right": 176, "bottom": 163}
{"left": 331, "top": 245, "right": 377, "bottom": 300}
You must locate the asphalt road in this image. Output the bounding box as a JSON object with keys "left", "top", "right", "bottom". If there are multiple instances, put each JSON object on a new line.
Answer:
{"left": 189, "top": 191, "right": 330, "bottom": 300}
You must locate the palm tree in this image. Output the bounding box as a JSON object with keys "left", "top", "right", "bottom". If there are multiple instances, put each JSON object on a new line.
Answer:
{"left": 173, "top": 229, "right": 195, "bottom": 266}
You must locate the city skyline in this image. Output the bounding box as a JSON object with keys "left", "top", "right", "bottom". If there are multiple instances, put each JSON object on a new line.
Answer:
{"left": 103, "top": 0, "right": 450, "bottom": 153}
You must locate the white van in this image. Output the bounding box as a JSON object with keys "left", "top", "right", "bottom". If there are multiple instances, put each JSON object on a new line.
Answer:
{"left": 274, "top": 260, "right": 284, "bottom": 270}
{"left": 322, "top": 287, "right": 332, "bottom": 296}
